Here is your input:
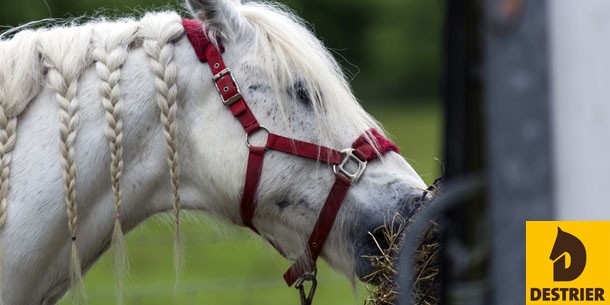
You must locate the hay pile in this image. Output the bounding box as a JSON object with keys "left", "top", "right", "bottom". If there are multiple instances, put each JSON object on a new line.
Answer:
{"left": 363, "top": 213, "right": 441, "bottom": 305}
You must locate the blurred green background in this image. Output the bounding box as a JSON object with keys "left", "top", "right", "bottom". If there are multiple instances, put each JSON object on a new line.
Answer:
{"left": 1, "top": 0, "right": 442, "bottom": 304}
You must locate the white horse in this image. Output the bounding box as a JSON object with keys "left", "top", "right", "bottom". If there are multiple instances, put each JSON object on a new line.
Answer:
{"left": 0, "top": 0, "right": 427, "bottom": 304}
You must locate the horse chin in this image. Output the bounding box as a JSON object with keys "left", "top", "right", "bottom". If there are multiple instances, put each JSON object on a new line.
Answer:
{"left": 352, "top": 192, "right": 427, "bottom": 284}
{"left": 353, "top": 228, "right": 391, "bottom": 284}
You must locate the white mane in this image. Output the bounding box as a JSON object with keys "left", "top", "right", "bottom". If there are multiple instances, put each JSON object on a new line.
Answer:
{"left": 0, "top": 12, "right": 187, "bottom": 301}
{"left": 0, "top": 27, "right": 44, "bottom": 118}
{"left": 0, "top": 13, "right": 176, "bottom": 117}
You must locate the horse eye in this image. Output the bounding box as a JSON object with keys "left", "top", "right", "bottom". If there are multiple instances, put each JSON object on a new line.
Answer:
{"left": 292, "top": 81, "right": 311, "bottom": 108}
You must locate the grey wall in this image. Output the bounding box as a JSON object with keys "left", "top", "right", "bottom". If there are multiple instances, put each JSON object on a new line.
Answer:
{"left": 550, "top": 0, "right": 610, "bottom": 220}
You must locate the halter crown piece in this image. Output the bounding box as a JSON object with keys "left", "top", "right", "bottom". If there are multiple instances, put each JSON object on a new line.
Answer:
{"left": 182, "top": 19, "right": 399, "bottom": 288}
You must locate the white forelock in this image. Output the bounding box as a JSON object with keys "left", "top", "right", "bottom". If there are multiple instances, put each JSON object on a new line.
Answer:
{"left": 235, "top": 2, "right": 383, "bottom": 148}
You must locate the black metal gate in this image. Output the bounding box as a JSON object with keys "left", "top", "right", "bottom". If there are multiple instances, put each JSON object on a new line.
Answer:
{"left": 398, "top": 1, "right": 554, "bottom": 304}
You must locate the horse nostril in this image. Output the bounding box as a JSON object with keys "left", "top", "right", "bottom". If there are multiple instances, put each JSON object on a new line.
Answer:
{"left": 399, "top": 193, "right": 426, "bottom": 220}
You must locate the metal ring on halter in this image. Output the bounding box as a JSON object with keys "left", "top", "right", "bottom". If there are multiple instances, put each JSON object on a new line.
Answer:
{"left": 245, "top": 125, "right": 270, "bottom": 148}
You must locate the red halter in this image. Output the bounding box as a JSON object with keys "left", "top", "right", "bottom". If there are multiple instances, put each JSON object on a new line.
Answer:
{"left": 182, "top": 19, "right": 399, "bottom": 286}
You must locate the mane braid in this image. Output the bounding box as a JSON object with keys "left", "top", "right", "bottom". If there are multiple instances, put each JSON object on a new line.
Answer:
{"left": 0, "top": 96, "right": 17, "bottom": 235}
{"left": 140, "top": 15, "right": 184, "bottom": 286}
{"left": 42, "top": 51, "right": 85, "bottom": 299}
{"left": 92, "top": 23, "right": 135, "bottom": 305}
{"left": 0, "top": 88, "right": 17, "bottom": 298}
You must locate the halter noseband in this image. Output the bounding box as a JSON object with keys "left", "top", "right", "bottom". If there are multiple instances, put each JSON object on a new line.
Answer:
{"left": 182, "top": 19, "right": 399, "bottom": 287}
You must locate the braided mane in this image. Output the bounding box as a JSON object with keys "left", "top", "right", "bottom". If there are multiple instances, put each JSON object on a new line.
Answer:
{"left": 0, "top": 12, "right": 186, "bottom": 301}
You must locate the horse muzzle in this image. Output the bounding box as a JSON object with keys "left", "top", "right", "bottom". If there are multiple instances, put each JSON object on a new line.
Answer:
{"left": 353, "top": 189, "right": 433, "bottom": 283}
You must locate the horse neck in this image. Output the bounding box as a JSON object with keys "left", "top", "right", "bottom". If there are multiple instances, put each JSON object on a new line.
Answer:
{"left": 89, "top": 33, "right": 242, "bottom": 228}
{"left": 64, "top": 19, "right": 249, "bottom": 235}
{"left": 0, "top": 15, "right": 257, "bottom": 304}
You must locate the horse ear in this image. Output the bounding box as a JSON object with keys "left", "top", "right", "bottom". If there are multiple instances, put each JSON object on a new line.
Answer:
{"left": 185, "top": 0, "right": 251, "bottom": 41}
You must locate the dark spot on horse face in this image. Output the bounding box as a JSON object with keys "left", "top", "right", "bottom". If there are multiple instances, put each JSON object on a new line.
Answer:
{"left": 276, "top": 198, "right": 311, "bottom": 210}
{"left": 248, "top": 84, "right": 261, "bottom": 91}
{"left": 276, "top": 200, "right": 292, "bottom": 210}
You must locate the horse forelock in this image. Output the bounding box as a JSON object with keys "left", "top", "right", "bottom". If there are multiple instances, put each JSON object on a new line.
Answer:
{"left": 235, "top": 3, "right": 383, "bottom": 149}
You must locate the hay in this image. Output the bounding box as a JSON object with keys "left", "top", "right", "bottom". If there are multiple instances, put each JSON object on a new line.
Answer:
{"left": 363, "top": 213, "right": 441, "bottom": 305}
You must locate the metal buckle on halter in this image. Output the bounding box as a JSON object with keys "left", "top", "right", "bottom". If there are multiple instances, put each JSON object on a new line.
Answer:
{"left": 212, "top": 68, "right": 242, "bottom": 106}
{"left": 333, "top": 148, "right": 367, "bottom": 181}
{"left": 294, "top": 269, "right": 317, "bottom": 305}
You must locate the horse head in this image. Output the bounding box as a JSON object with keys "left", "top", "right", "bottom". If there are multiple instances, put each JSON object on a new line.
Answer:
{"left": 181, "top": 0, "right": 429, "bottom": 282}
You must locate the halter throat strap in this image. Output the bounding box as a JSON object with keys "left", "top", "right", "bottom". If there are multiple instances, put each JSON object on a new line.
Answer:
{"left": 182, "top": 19, "right": 399, "bottom": 286}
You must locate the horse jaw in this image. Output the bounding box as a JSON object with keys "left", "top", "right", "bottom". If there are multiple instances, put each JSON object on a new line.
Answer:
{"left": 247, "top": 150, "right": 427, "bottom": 283}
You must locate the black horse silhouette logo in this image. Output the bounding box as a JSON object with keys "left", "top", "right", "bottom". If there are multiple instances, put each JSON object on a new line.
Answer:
{"left": 549, "top": 227, "right": 587, "bottom": 281}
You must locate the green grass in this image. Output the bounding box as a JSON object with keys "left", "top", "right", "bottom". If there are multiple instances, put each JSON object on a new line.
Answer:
{"left": 59, "top": 101, "right": 441, "bottom": 305}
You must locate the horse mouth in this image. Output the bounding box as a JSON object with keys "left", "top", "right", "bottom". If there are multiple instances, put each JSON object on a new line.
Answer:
{"left": 353, "top": 190, "right": 440, "bottom": 285}
{"left": 354, "top": 214, "right": 407, "bottom": 284}
{"left": 354, "top": 214, "right": 442, "bottom": 305}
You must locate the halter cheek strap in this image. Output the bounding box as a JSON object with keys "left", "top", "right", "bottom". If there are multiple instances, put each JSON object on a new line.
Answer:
{"left": 183, "top": 19, "right": 399, "bottom": 286}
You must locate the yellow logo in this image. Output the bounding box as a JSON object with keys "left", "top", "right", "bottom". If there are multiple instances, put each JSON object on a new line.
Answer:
{"left": 526, "top": 221, "right": 610, "bottom": 304}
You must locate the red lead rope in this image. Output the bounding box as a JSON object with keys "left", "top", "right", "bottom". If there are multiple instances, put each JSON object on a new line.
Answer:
{"left": 182, "top": 19, "right": 399, "bottom": 286}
